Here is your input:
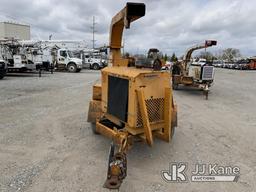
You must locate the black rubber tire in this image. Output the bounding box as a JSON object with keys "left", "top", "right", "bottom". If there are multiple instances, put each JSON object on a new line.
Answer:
{"left": 92, "top": 63, "right": 100, "bottom": 70}
{"left": 172, "top": 82, "right": 179, "bottom": 90}
{"left": 171, "top": 126, "right": 175, "bottom": 139}
{"left": 0, "top": 71, "right": 6, "bottom": 79}
{"left": 204, "top": 90, "right": 209, "bottom": 100}
{"left": 67, "top": 63, "right": 77, "bottom": 73}
{"left": 91, "top": 123, "right": 99, "bottom": 134}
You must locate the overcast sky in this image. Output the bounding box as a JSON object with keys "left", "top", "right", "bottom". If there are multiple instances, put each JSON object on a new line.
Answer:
{"left": 0, "top": 0, "right": 255, "bottom": 56}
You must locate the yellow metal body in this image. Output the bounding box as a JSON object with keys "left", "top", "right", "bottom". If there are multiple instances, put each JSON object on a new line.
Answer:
{"left": 88, "top": 66, "right": 177, "bottom": 145}
{"left": 98, "top": 66, "right": 177, "bottom": 144}
{"left": 86, "top": 2, "right": 177, "bottom": 189}
{"left": 87, "top": 2, "right": 177, "bottom": 146}
{"left": 109, "top": 3, "right": 145, "bottom": 67}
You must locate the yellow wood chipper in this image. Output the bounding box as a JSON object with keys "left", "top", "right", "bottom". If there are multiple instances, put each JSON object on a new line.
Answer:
{"left": 87, "top": 2, "right": 177, "bottom": 189}
{"left": 172, "top": 40, "right": 217, "bottom": 99}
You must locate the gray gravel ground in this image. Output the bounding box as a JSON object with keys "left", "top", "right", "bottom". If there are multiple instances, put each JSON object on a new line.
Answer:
{"left": 0, "top": 69, "right": 255, "bottom": 192}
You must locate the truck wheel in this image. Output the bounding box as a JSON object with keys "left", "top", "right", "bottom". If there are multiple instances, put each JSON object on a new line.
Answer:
{"left": 0, "top": 71, "right": 6, "bottom": 79}
{"left": 92, "top": 63, "right": 100, "bottom": 70}
{"left": 67, "top": 63, "right": 77, "bottom": 72}
{"left": 171, "top": 127, "right": 175, "bottom": 139}
{"left": 172, "top": 83, "right": 179, "bottom": 90}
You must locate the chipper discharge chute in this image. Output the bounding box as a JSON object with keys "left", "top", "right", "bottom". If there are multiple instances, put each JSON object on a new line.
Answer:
{"left": 87, "top": 2, "right": 177, "bottom": 189}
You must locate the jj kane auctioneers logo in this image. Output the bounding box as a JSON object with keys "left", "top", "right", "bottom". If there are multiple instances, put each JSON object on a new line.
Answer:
{"left": 161, "top": 163, "right": 240, "bottom": 183}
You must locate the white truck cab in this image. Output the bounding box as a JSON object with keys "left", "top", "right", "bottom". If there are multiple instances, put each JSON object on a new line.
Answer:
{"left": 56, "top": 49, "right": 83, "bottom": 72}
{"left": 82, "top": 52, "right": 107, "bottom": 70}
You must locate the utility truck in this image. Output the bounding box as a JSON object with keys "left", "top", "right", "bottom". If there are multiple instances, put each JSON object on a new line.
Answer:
{"left": 0, "top": 39, "right": 82, "bottom": 73}
{"left": 73, "top": 49, "right": 107, "bottom": 70}
{"left": 0, "top": 39, "right": 45, "bottom": 72}
{"left": 42, "top": 47, "right": 83, "bottom": 72}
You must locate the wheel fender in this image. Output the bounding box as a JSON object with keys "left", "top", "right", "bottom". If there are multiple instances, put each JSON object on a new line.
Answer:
{"left": 87, "top": 100, "right": 102, "bottom": 123}
{"left": 67, "top": 62, "right": 76, "bottom": 67}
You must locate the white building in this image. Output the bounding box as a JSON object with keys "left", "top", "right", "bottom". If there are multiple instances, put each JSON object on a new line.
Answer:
{"left": 0, "top": 22, "right": 30, "bottom": 40}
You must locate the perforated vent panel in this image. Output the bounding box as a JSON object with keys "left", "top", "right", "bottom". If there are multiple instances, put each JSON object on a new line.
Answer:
{"left": 202, "top": 66, "right": 214, "bottom": 80}
{"left": 136, "top": 98, "right": 164, "bottom": 127}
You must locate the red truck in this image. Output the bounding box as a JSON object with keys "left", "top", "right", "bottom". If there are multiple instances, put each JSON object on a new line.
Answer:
{"left": 248, "top": 57, "right": 256, "bottom": 70}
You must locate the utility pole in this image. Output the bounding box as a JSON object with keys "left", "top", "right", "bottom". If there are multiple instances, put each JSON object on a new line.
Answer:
{"left": 91, "top": 16, "right": 97, "bottom": 49}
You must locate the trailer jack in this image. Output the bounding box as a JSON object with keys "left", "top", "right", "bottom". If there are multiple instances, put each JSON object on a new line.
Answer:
{"left": 203, "top": 84, "right": 209, "bottom": 100}
{"left": 104, "top": 143, "right": 127, "bottom": 189}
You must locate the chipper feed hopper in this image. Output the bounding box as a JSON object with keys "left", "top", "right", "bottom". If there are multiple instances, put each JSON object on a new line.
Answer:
{"left": 87, "top": 2, "right": 177, "bottom": 189}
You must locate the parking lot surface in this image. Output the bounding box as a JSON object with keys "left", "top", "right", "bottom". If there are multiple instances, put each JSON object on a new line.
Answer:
{"left": 0, "top": 69, "right": 255, "bottom": 192}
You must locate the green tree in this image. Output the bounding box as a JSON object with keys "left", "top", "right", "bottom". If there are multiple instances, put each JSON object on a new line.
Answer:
{"left": 197, "top": 51, "right": 215, "bottom": 61}
{"left": 170, "top": 53, "right": 178, "bottom": 62}
{"left": 164, "top": 54, "right": 168, "bottom": 61}
{"left": 221, "top": 48, "right": 241, "bottom": 62}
